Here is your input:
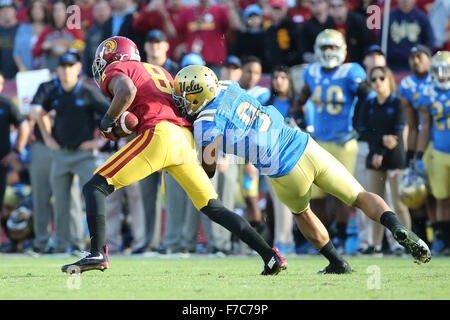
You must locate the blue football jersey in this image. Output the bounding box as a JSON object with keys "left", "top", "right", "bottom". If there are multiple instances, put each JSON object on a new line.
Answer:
{"left": 245, "top": 85, "right": 271, "bottom": 105}
{"left": 418, "top": 84, "right": 450, "bottom": 154}
{"left": 193, "top": 81, "right": 309, "bottom": 177}
{"left": 303, "top": 62, "right": 366, "bottom": 142}
{"left": 399, "top": 74, "right": 434, "bottom": 141}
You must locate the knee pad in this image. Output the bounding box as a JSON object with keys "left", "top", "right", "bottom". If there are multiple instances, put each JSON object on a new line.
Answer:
{"left": 83, "top": 174, "right": 115, "bottom": 198}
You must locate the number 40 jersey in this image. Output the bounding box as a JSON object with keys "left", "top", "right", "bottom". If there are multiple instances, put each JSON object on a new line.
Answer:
{"left": 193, "top": 81, "right": 309, "bottom": 178}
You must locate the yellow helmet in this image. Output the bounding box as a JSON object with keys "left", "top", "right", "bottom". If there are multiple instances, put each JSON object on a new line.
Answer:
{"left": 314, "top": 29, "right": 347, "bottom": 69}
{"left": 430, "top": 50, "right": 450, "bottom": 90}
{"left": 398, "top": 166, "right": 428, "bottom": 209}
{"left": 172, "top": 65, "right": 219, "bottom": 116}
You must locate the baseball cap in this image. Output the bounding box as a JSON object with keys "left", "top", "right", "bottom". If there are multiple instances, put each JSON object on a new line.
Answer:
{"left": 365, "top": 44, "right": 384, "bottom": 57}
{"left": 243, "top": 4, "right": 263, "bottom": 18}
{"left": 270, "top": 0, "right": 287, "bottom": 8}
{"left": 59, "top": 50, "right": 80, "bottom": 66}
{"left": 181, "top": 53, "right": 205, "bottom": 67}
{"left": 146, "top": 29, "right": 167, "bottom": 43}
{"left": 223, "top": 56, "right": 241, "bottom": 69}
{"left": 410, "top": 44, "right": 432, "bottom": 57}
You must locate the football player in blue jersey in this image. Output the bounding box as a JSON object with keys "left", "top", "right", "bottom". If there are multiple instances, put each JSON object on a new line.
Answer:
{"left": 296, "top": 29, "right": 368, "bottom": 250}
{"left": 172, "top": 64, "right": 431, "bottom": 273}
{"left": 416, "top": 51, "right": 450, "bottom": 256}
{"left": 399, "top": 45, "right": 436, "bottom": 249}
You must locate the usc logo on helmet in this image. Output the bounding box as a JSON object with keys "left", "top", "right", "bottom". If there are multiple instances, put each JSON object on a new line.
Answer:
{"left": 103, "top": 39, "right": 117, "bottom": 55}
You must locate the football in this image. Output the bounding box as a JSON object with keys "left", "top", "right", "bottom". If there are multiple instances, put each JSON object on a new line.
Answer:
{"left": 113, "top": 111, "right": 139, "bottom": 138}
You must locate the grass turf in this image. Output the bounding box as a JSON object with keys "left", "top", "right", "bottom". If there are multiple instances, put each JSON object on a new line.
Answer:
{"left": 0, "top": 254, "right": 448, "bottom": 300}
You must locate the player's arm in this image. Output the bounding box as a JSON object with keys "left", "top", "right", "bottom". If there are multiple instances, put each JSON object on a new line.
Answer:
{"left": 291, "top": 83, "right": 311, "bottom": 115}
{"left": 416, "top": 104, "right": 431, "bottom": 159}
{"left": 401, "top": 97, "right": 420, "bottom": 163}
{"left": 200, "top": 135, "right": 222, "bottom": 179}
{"left": 100, "top": 74, "right": 137, "bottom": 134}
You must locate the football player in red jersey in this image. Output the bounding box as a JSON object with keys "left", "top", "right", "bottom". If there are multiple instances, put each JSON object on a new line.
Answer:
{"left": 61, "top": 36, "right": 287, "bottom": 275}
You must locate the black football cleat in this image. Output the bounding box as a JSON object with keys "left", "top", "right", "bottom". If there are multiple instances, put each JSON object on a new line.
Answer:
{"left": 318, "top": 261, "right": 352, "bottom": 274}
{"left": 393, "top": 226, "right": 431, "bottom": 264}
{"left": 261, "top": 246, "right": 287, "bottom": 275}
{"left": 61, "top": 245, "right": 110, "bottom": 274}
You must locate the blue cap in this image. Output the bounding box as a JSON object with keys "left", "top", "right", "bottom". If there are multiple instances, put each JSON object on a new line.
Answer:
{"left": 59, "top": 51, "right": 80, "bottom": 66}
{"left": 181, "top": 53, "right": 205, "bottom": 67}
{"left": 223, "top": 55, "right": 241, "bottom": 68}
{"left": 365, "top": 44, "right": 384, "bottom": 57}
{"left": 146, "top": 29, "right": 167, "bottom": 42}
{"left": 243, "top": 4, "right": 262, "bottom": 18}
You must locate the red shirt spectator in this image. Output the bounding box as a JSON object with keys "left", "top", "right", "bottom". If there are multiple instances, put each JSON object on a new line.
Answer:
{"left": 174, "top": 0, "right": 241, "bottom": 67}
{"left": 132, "top": 0, "right": 185, "bottom": 61}
{"left": 288, "top": 0, "right": 312, "bottom": 25}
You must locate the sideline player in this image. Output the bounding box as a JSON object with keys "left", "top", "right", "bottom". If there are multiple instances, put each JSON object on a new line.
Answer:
{"left": 416, "top": 51, "right": 450, "bottom": 256}
{"left": 60, "top": 36, "right": 286, "bottom": 275}
{"left": 295, "top": 29, "right": 367, "bottom": 249}
{"left": 172, "top": 65, "right": 431, "bottom": 273}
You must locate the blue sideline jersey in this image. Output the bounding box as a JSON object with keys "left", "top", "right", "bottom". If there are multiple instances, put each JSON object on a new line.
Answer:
{"left": 418, "top": 84, "right": 450, "bottom": 154}
{"left": 193, "top": 81, "right": 309, "bottom": 177}
{"left": 303, "top": 62, "right": 365, "bottom": 143}
{"left": 399, "top": 74, "right": 434, "bottom": 141}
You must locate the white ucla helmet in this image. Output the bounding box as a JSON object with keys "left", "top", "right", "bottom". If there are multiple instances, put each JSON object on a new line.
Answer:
{"left": 314, "top": 29, "right": 347, "bottom": 69}
{"left": 430, "top": 51, "right": 450, "bottom": 90}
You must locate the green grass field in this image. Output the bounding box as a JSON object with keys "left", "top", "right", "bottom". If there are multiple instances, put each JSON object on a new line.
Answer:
{"left": 0, "top": 254, "right": 449, "bottom": 300}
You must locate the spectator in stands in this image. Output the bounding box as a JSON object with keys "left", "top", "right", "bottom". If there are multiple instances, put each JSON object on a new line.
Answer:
{"left": 172, "top": 0, "right": 241, "bottom": 75}
{"left": 133, "top": 0, "right": 185, "bottom": 62}
{"left": 358, "top": 66, "right": 411, "bottom": 255}
{"left": 82, "top": 0, "right": 111, "bottom": 77}
{"left": 29, "top": 51, "right": 109, "bottom": 254}
{"left": 353, "top": 44, "right": 386, "bottom": 254}
{"left": 144, "top": 29, "right": 180, "bottom": 78}
{"left": 329, "top": 0, "right": 372, "bottom": 65}
{"left": 220, "top": 55, "right": 242, "bottom": 82}
{"left": 32, "top": 0, "right": 85, "bottom": 72}
{"left": 300, "top": 0, "right": 334, "bottom": 63}
{"left": 13, "top": 0, "right": 50, "bottom": 72}
{"left": 288, "top": 0, "right": 312, "bottom": 25}
{"left": 231, "top": 4, "right": 266, "bottom": 69}
{"left": 0, "top": 71, "right": 30, "bottom": 250}
{"left": 380, "top": 0, "right": 435, "bottom": 72}
{"left": 102, "top": 0, "right": 145, "bottom": 58}
{"left": 264, "top": 0, "right": 303, "bottom": 72}
{"left": 0, "top": 0, "right": 20, "bottom": 79}
{"left": 428, "top": 0, "right": 450, "bottom": 51}
{"left": 74, "top": 0, "right": 96, "bottom": 35}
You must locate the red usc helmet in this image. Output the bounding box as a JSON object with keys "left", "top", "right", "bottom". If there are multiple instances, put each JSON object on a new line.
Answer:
{"left": 92, "top": 36, "right": 141, "bottom": 87}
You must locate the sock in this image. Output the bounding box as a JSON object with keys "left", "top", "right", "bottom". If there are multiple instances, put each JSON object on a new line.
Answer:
{"left": 83, "top": 174, "right": 114, "bottom": 254}
{"left": 380, "top": 211, "right": 404, "bottom": 233}
{"left": 201, "top": 199, "right": 274, "bottom": 264}
{"left": 319, "top": 240, "right": 346, "bottom": 265}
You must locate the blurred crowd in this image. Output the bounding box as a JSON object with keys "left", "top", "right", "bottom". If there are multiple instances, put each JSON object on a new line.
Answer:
{"left": 0, "top": 0, "right": 449, "bottom": 257}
